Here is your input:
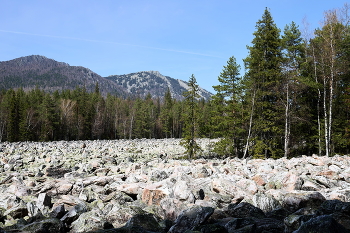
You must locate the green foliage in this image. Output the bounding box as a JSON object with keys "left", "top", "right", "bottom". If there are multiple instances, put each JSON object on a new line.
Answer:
{"left": 243, "top": 8, "right": 284, "bottom": 158}
{"left": 181, "top": 74, "right": 202, "bottom": 159}
{"left": 0, "top": 6, "right": 349, "bottom": 159}
{"left": 212, "top": 56, "right": 245, "bottom": 157}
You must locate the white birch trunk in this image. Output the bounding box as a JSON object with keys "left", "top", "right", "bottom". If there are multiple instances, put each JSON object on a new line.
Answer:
{"left": 284, "top": 82, "right": 290, "bottom": 158}
{"left": 243, "top": 90, "right": 256, "bottom": 158}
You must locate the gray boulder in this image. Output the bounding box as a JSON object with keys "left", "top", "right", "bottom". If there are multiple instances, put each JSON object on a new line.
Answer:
{"left": 294, "top": 215, "right": 350, "bottom": 233}
{"left": 168, "top": 205, "right": 214, "bottom": 233}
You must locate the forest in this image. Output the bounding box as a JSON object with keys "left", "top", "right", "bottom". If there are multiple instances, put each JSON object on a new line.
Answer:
{"left": 0, "top": 6, "right": 350, "bottom": 159}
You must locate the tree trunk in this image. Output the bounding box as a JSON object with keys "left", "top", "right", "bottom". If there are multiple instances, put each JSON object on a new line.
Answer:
{"left": 243, "top": 90, "right": 256, "bottom": 158}
{"left": 284, "top": 82, "right": 290, "bottom": 158}
{"left": 312, "top": 45, "right": 322, "bottom": 156}
{"left": 323, "top": 78, "right": 330, "bottom": 157}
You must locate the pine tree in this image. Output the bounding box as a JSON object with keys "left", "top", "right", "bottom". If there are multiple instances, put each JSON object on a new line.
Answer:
{"left": 181, "top": 74, "right": 202, "bottom": 159}
{"left": 160, "top": 88, "right": 174, "bottom": 138}
{"left": 281, "top": 21, "right": 305, "bottom": 157}
{"left": 243, "top": 8, "right": 284, "bottom": 158}
{"left": 212, "top": 56, "right": 244, "bottom": 157}
{"left": 2, "top": 90, "right": 19, "bottom": 142}
{"left": 39, "top": 94, "right": 58, "bottom": 141}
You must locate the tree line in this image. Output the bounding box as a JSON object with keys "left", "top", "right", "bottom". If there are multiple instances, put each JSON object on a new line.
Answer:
{"left": 1, "top": 6, "right": 350, "bottom": 159}
{"left": 208, "top": 6, "right": 350, "bottom": 158}
{"left": 0, "top": 85, "right": 206, "bottom": 142}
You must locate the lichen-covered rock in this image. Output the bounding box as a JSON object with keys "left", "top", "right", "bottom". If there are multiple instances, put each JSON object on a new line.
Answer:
{"left": 168, "top": 206, "right": 214, "bottom": 233}
{"left": 0, "top": 140, "right": 350, "bottom": 232}
{"left": 294, "top": 215, "right": 350, "bottom": 233}
{"left": 252, "top": 193, "right": 281, "bottom": 213}
{"left": 60, "top": 202, "right": 88, "bottom": 225}
{"left": 70, "top": 209, "right": 110, "bottom": 233}
{"left": 20, "top": 218, "right": 65, "bottom": 233}
{"left": 123, "top": 213, "right": 163, "bottom": 232}
{"left": 227, "top": 202, "right": 266, "bottom": 219}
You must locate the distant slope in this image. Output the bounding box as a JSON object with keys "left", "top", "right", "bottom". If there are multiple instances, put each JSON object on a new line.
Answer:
{"left": 106, "top": 71, "right": 212, "bottom": 100}
{"left": 0, "top": 55, "right": 213, "bottom": 100}
{"left": 0, "top": 55, "right": 126, "bottom": 96}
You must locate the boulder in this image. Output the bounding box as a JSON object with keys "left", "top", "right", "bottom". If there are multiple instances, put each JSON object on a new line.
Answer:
{"left": 60, "top": 202, "right": 88, "bottom": 225}
{"left": 227, "top": 202, "right": 266, "bottom": 219}
{"left": 169, "top": 205, "right": 214, "bottom": 233}
{"left": 294, "top": 215, "right": 350, "bottom": 233}
{"left": 20, "top": 218, "right": 65, "bottom": 233}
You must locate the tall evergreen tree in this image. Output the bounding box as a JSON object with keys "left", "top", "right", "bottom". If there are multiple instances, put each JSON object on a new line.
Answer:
{"left": 281, "top": 21, "right": 306, "bottom": 157}
{"left": 243, "top": 8, "right": 283, "bottom": 158}
{"left": 2, "top": 90, "right": 19, "bottom": 142}
{"left": 181, "top": 74, "right": 202, "bottom": 158}
{"left": 212, "top": 56, "right": 244, "bottom": 157}
{"left": 160, "top": 88, "right": 174, "bottom": 138}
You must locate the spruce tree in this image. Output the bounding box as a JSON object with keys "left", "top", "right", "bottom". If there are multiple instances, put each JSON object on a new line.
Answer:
{"left": 181, "top": 74, "right": 202, "bottom": 159}
{"left": 281, "top": 21, "right": 305, "bottom": 157}
{"left": 243, "top": 8, "right": 283, "bottom": 158}
{"left": 160, "top": 88, "right": 174, "bottom": 138}
{"left": 212, "top": 56, "right": 244, "bottom": 157}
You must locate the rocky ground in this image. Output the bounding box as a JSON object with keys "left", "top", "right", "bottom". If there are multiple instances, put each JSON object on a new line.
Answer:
{"left": 0, "top": 139, "right": 349, "bottom": 233}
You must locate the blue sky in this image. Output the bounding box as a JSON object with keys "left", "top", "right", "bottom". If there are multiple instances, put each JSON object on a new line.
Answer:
{"left": 0, "top": 0, "right": 347, "bottom": 93}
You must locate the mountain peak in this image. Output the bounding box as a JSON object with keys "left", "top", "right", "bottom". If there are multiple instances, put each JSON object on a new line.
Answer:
{"left": 106, "top": 70, "right": 212, "bottom": 100}
{"left": 0, "top": 55, "right": 212, "bottom": 100}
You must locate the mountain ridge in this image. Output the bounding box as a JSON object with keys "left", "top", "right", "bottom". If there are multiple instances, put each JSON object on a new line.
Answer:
{"left": 0, "top": 55, "right": 213, "bottom": 100}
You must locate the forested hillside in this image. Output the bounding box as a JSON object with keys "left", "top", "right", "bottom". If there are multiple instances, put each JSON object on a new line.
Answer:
{"left": 0, "top": 6, "right": 349, "bottom": 159}
{"left": 0, "top": 55, "right": 127, "bottom": 97}
{"left": 0, "top": 55, "right": 212, "bottom": 100}
{"left": 106, "top": 71, "right": 212, "bottom": 100}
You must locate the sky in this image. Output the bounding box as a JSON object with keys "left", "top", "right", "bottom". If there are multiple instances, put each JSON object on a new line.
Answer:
{"left": 0, "top": 0, "right": 348, "bottom": 93}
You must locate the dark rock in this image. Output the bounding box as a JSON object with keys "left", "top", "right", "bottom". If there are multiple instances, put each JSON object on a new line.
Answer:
{"left": 123, "top": 213, "right": 163, "bottom": 232}
{"left": 4, "top": 201, "right": 28, "bottom": 219}
{"left": 265, "top": 207, "right": 291, "bottom": 220}
{"left": 227, "top": 202, "right": 266, "bottom": 219}
{"left": 168, "top": 206, "right": 214, "bottom": 233}
{"left": 49, "top": 204, "right": 66, "bottom": 219}
{"left": 294, "top": 215, "right": 350, "bottom": 233}
{"left": 229, "top": 224, "right": 256, "bottom": 233}
{"left": 60, "top": 202, "right": 88, "bottom": 225}
{"left": 20, "top": 218, "right": 65, "bottom": 233}
{"left": 254, "top": 218, "right": 284, "bottom": 233}
{"left": 284, "top": 214, "right": 314, "bottom": 233}
{"left": 318, "top": 199, "right": 350, "bottom": 215}
{"left": 282, "top": 191, "right": 326, "bottom": 212}
{"left": 46, "top": 166, "right": 72, "bottom": 178}
{"left": 224, "top": 218, "right": 255, "bottom": 232}
{"left": 195, "top": 223, "right": 228, "bottom": 233}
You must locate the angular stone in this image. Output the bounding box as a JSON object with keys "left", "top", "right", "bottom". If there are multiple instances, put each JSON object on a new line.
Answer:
{"left": 294, "top": 215, "right": 349, "bottom": 233}
{"left": 36, "top": 193, "right": 52, "bottom": 210}
{"left": 123, "top": 213, "right": 163, "bottom": 232}
{"left": 4, "top": 200, "right": 28, "bottom": 219}
{"left": 45, "top": 166, "right": 71, "bottom": 178}
{"left": 168, "top": 205, "right": 214, "bottom": 233}
{"left": 142, "top": 188, "right": 167, "bottom": 205}
{"left": 20, "top": 218, "right": 65, "bottom": 233}
{"left": 227, "top": 202, "right": 266, "bottom": 219}
{"left": 252, "top": 193, "right": 281, "bottom": 213}
{"left": 60, "top": 202, "right": 88, "bottom": 225}
{"left": 282, "top": 191, "right": 326, "bottom": 212}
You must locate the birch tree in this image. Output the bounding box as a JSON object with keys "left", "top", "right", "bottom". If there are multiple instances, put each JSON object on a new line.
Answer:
{"left": 281, "top": 22, "right": 305, "bottom": 157}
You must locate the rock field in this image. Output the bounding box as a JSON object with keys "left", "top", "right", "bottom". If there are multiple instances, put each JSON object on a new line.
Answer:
{"left": 0, "top": 138, "right": 349, "bottom": 232}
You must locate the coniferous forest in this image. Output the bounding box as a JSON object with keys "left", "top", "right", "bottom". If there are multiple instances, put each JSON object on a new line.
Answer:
{"left": 1, "top": 6, "right": 350, "bottom": 159}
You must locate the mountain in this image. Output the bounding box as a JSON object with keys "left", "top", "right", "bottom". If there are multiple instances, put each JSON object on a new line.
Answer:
{"left": 0, "top": 55, "right": 213, "bottom": 100}
{"left": 0, "top": 55, "right": 126, "bottom": 97}
{"left": 105, "top": 71, "right": 212, "bottom": 100}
